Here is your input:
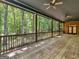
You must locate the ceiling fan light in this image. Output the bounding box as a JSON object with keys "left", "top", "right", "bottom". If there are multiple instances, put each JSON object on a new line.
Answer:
{"left": 55, "top": 2, "right": 63, "bottom": 5}
{"left": 66, "top": 16, "right": 72, "bottom": 18}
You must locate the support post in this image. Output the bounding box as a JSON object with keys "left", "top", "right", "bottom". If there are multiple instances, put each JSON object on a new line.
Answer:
{"left": 35, "top": 13, "right": 38, "bottom": 42}
{"left": 51, "top": 19, "right": 53, "bottom": 37}
{"left": 58, "top": 21, "right": 61, "bottom": 35}
{"left": 0, "top": 37, "right": 1, "bottom": 54}
{"left": 63, "top": 22, "right": 64, "bottom": 33}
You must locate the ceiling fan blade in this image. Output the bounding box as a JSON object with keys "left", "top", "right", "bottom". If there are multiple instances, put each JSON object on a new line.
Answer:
{"left": 43, "top": 4, "right": 50, "bottom": 5}
{"left": 46, "top": 6, "right": 51, "bottom": 9}
{"left": 52, "top": 6, "right": 56, "bottom": 9}
{"left": 66, "top": 16, "right": 72, "bottom": 18}
{"left": 55, "top": 2, "right": 63, "bottom": 5}
{"left": 52, "top": 0, "right": 56, "bottom": 4}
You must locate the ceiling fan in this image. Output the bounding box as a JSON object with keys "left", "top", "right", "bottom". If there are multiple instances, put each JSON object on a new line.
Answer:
{"left": 43, "top": 0, "right": 63, "bottom": 9}
{"left": 65, "top": 13, "right": 72, "bottom": 19}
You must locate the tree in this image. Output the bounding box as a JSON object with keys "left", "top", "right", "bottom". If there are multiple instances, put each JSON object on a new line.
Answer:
{"left": 21, "top": 10, "right": 24, "bottom": 34}
{"left": 3, "top": 4, "right": 8, "bottom": 46}
{"left": 4, "top": 4, "right": 8, "bottom": 35}
{"left": 12, "top": 7, "right": 16, "bottom": 33}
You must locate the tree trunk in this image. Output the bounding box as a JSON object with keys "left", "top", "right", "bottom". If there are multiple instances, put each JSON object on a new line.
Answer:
{"left": 32, "top": 14, "right": 35, "bottom": 33}
{"left": 21, "top": 10, "right": 24, "bottom": 34}
{"left": 4, "top": 4, "right": 8, "bottom": 35}
{"left": 0, "top": 11, "right": 2, "bottom": 34}
{"left": 12, "top": 7, "right": 16, "bottom": 33}
{"left": 3, "top": 4, "right": 8, "bottom": 46}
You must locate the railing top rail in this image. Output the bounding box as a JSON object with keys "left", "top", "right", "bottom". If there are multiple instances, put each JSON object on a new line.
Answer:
{"left": 0, "top": 32, "right": 51, "bottom": 37}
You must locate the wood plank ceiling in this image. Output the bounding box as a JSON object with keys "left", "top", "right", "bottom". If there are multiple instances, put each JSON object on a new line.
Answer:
{"left": 3, "top": 0, "right": 79, "bottom": 21}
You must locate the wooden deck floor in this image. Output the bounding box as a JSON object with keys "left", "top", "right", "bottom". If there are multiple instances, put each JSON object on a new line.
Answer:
{"left": 30, "top": 34, "right": 79, "bottom": 59}
{"left": 49, "top": 35, "right": 79, "bottom": 59}
{"left": 6, "top": 34, "right": 79, "bottom": 59}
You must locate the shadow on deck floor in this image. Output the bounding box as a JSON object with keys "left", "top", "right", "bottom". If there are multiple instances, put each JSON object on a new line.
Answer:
{"left": 0, "top": 34, "right": 79, "bottom": 59}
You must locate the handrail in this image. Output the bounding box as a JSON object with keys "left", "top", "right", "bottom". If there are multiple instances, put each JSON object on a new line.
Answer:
{"left": 0, "top": 32, "right": 52, "bottom": 54}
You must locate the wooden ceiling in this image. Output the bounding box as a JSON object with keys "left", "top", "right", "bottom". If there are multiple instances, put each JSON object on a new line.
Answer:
{"left": 2, "top": 0, "right": 79, "bottom": 21}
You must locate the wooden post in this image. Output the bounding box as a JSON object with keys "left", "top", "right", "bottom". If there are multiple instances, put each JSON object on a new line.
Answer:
{"left": 51, "top": 19, "right": 53, "bottom": 37}
{"left": 35, "top": 13, "right": 38, "bottom": 42}
{"left": 58, "top": 21, "right": 61, "bottom": 35}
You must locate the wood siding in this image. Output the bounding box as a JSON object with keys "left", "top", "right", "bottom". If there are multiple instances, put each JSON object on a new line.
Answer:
{"left": 64, "top": 21, "right": 79, "bottom": 34}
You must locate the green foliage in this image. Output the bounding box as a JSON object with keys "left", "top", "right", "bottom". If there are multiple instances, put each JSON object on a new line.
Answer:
{"left": 0, "top": 2, "right": 61, "bottom": 35}
{"left": 37, "top": 15, "right": 52, "bottom": 32}
{"left": 7, "top": 5, "right": 15, "bottom": 33}
{"left": 53, "top": 20, "right": 59, "bottom": 31}
{"left": 24, "top": 11, "right": 33, "bottom": 33}
{"left": 0, "top": 3, "right": 4, "bottom": 34}
{"left": 0, "top": 2, "right": 34, "bottom": 34}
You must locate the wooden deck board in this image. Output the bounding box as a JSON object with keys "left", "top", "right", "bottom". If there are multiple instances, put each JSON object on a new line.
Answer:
{"left": 34, "top": 35, "right": 78, "bottom": 59}
{"left": 51, "top": 35, "right": 79, "bottom": 59}
{"left": 5, "top": 35, "right": 79, "bottom": 59}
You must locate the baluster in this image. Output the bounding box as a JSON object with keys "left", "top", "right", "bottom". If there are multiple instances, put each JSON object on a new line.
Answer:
{"left": 0, "top": 36, "right": 1, "bottom": 54}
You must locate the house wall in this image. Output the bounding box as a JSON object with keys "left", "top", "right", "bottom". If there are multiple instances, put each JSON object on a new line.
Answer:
{"left": 64, "top": 21, "right": 79, "bottom": 34}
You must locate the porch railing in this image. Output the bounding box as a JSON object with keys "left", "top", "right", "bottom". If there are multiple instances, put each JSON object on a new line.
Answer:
{"left": 0, "top": 32, "right": 52, "bottom": 54}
